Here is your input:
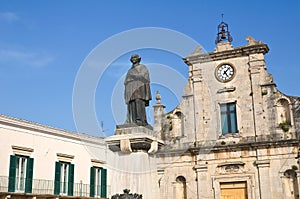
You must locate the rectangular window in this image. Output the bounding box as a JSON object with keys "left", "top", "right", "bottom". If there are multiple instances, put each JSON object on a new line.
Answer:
{"left": 90, "top": 167, "right": 107, "bottom": 198}
{"left": 54, "top": 161, "right": 74, "bottom": 196}
{"left": 95, "top": 167, "right": 101, "bottom": 197}
{"left": 220, "top": 103, "right": 238, "bottom": 134}
{"left": 8, "top": 155, "right": 34, "bottom": 193}
{"left": 15, "top": 156, "right": 27, "bottom": 192}
{"left": 60, "top": 162, "right": 69, "bottom": 195}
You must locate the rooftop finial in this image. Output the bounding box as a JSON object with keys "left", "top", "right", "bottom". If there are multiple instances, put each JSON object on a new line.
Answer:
{"left": 215, "top": 14, "right": 233, "bottom": 44}
{"left": 155, "top": 91, "right": 161, "bottom": 103}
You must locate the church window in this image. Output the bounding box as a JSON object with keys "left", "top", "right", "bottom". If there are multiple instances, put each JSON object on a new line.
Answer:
{"left": 220, "top": 103, "right": 238, "bottom": 134}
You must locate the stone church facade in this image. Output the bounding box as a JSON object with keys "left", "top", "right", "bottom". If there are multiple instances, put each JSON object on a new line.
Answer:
{"left": 153, "top": 22, "right": 300, "bottom": 199}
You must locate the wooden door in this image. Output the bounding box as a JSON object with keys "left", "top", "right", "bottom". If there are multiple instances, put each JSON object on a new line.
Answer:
{"left": 220, "top": 181, "right": 248, "bottom": 199}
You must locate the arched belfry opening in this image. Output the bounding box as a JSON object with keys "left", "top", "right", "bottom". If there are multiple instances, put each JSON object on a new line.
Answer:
{"left": 175, "top": 176, "right": 187, "bottom": 199}
{"left": 215, "top": 14, "right": 233, "bottom": 44}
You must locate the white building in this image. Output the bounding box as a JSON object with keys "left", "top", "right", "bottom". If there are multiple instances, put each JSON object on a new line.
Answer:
{"left": 0, "top": 114, "right": 108, "bottom": 199}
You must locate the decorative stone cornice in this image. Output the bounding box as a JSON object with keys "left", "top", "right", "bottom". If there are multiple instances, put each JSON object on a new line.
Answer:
{"left": 217, "top": 161, "right": 245, "bottom": 167}
{"left": 57, "top": 153, "right": 74, "bottom": 159}
{"left": 12, "top": 145, "right": 34, "bottom": 156}
{"left": 57, "top": 153, "right": 74, "bottom": 163}
{"left": 91, "top": 159, "right": 105, "bottom": 164}
{"left": 91, "top": 159, "right": 105, "bottom": 167}
{"left": 157, "top": 138, "right": 299, "bottom": 157}
{"left": 106, "top": 133, "right": 164, "bottom": 153}
{"left": 12, "top": 145, "right": 34, "bottom": 152}
{"left": 193, "top": 164, "right": 208, "bottom": 172}
{"left": 157, "top": 169, "right": 164, "bottom": 175}
{"left": 184, "top": 43, "right": 269, "bottom": 65}
{"left": 255, "top": 159, "right": 270, "bottom": 168}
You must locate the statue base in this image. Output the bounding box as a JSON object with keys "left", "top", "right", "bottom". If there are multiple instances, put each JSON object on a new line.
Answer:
{"left": 115, "top": 124, "right": 153, "bottom": 135}
{"left": 106, "top": 125, "right": 164, "bottom": 154}
{"left": 116, "top": 123, "right": 153, "bottom": 130}
{"left": 106, "top": 125, "right": 162, "bottom": 198}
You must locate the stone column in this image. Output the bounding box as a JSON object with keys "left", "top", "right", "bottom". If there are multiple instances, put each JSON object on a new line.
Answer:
{"left": 255, "top": 159, "right": 271, "bottom": 199}
{"left": 193, "top": 164, "right": 210, "bottom": 199}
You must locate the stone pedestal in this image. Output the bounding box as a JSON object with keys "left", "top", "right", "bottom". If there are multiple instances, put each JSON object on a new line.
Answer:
{"left": 105, "top": 125, "right": 164, "bottom": 199}
{"left": 106, "top": 125, "right": 164, "bottom": 154}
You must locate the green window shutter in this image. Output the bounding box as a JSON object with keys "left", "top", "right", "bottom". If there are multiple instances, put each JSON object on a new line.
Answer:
{"left": 25, "top": 157, "right": 34, "bottom": 193}
{"left": 100, "top": 168, "right": 107, "bottom": 198}
{"left": 90, "top": 167, "right": 95, "bottom": 197}
{"left": 8, "top": 155, "right": 17, "bottom": 192}
{"left": 68, "top": 164, "right": 74, "bottom": 196}
{"left": 54, "top": 161, "right": 61, "bottom": 195}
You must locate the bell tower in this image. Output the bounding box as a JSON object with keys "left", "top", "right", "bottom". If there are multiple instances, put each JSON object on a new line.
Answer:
{"left": 215, "top": 14, "right": 233, "bottom": 44}
{"left": 182, "top": 18, "right": 271, "bottom": 144}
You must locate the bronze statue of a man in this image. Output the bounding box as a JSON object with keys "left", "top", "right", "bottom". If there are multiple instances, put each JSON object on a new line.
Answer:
{"left": 124, "top": 54, "right": 151, "bottom": 126}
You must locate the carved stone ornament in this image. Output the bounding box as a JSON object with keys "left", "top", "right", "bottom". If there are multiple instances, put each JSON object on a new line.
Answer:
{"left": 216, "top": 162, "right": 246, "bottom": 174}
{"left": 111, "top": 189, "right": 143, "bottom": 199}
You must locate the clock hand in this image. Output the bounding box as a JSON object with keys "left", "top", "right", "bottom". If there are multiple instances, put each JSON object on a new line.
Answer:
{"left": 223, "top": 68, "right": 230, "bottom": 76}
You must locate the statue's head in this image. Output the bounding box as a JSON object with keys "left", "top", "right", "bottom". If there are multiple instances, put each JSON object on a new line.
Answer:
{"left": 130, "top": 54, "right": 141, "bottom": 64}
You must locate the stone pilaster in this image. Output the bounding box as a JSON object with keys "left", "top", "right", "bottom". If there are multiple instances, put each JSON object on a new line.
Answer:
{"left": 193, "top": 164, "right": 211, "bottom": 198}
{"left": 248, "top": 53, "right": 268, "bottom": 137}
{"left": 256, "top": 159, "right": 271, "bottom": 199}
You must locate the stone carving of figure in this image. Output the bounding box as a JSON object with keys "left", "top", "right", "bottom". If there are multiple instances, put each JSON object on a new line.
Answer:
{"left": 124, "top": 54, "right": 152, "bottom": 126}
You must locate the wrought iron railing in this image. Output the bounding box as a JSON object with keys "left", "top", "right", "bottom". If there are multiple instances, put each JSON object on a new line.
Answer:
{"left": 0, "top": 176, "right": 109, "bottom": 198}
{"left": 0, "top": 176, "right": 8, "bottom": 193}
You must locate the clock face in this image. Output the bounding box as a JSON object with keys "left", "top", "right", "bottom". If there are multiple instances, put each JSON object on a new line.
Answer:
{"left": 215, "top": 64, "right": 235, "bottom": 82}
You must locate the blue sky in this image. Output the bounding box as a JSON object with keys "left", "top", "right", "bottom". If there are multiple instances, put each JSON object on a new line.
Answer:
{"left": 0, "top": 1, "right": 299, "bottom": 137}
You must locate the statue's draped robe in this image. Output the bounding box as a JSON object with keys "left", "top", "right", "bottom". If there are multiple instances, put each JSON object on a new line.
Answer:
{"left": 124, "top": 64, "right": 151, "bottom": 125}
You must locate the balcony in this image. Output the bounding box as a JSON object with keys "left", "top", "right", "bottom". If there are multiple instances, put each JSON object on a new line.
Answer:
{"left": 0, "top": 176, "right": 109, "bottom": 198}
